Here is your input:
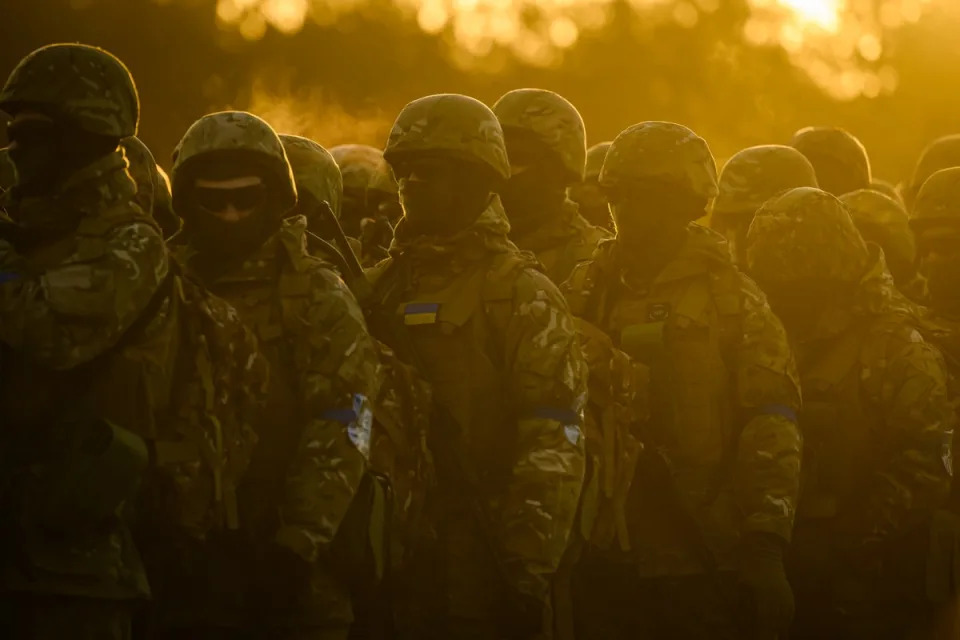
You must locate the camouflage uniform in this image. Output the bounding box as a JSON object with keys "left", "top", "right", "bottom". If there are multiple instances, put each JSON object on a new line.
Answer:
{"left": 366, "top": 93, "right": 587, "bottom": 639}
{"left": 746, "top": 187, "right": 956, "bottom": 640}
{"left": 905, "top": 134, "right": 960, "bottom": 213}
{"left": 568, "top": 141, "right": 614, "bottom": 232}
{"left": 168, "top": 111, "right": 380, "bottom": 639}
{"left": 119, "top": 136, "right": 181, "bottom": 238}
{"left": 0, "top": 147, "right": 14, "bottom": 197}
{"left": 0, "top": 44, "right": 159, "bottom": 640}
{"left": 565, "top": 122, "right": 802, "bottom": 640}
{"left": 493, "top": 89, "right": 609, "bottom": 286}
{"left": 330, "top": 144, "right": 399, "bottom": 266}
{"left": 711, "top": 144, "right": 818, "bottom": 265}
{"left": 840, "top": 188, "right": 927, "bottom": 303}
{"left": 790, "top": 126, "right": 871, "bottom": 197}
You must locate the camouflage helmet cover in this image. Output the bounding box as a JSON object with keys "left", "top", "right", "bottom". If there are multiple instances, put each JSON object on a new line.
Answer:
{"left": 840, "top": 188, "right": 915, "bottom": 269}
{"left": 171, "top": 111, "right": 297, "bottom": 214}
{"left": 383, "top": 93, "right": 510, "bottom": 181}
{"left": 907, "top": 135, "right": 960, "bottom": 208}
{"left": 789, "top": 126, "right": 871, "bottom": 192}
{"left": 746, "top": 186, "right": 869, "bottom": 284}
{"left": 714, "top": 144, "right": 818, "bottom": 216}
{"left": 329, "top": 143, "right": 397, "bottom": 197}
{"left": 584, "top": 141, "right": 612, "bottom": 182}
{"left": 281, "top": 134, "right": 343, "bottom": 217}
{"left": 0, "top": 43, "right": 139, "bottom": 138}
{"left": 911, "top": 167, "right": 960, "bottom": 230}
{"left": 599, "top": 121, "right": 718, "bottom": 200}
{"left": 492, "top": 88, "right": 587, "bottom": 181}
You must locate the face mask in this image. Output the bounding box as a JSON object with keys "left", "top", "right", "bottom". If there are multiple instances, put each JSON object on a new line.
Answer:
{"left": 397, "top": 158, "right": 494, "bottom": 237}
{"left": 499, "top": 167, "right": 566, "bottom": 235}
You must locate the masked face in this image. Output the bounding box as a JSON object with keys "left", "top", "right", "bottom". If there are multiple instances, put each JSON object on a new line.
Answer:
{"left": 609, "top": 181, "right": 706, "bottom": 250}
{"left": 760, "top": 278, "right": 854, "bottom": 340}
{"left": 918, "top": 232, "right": 960, "bottom": 310}
{"left": 185, "top": 173, "right": 277, "bottom": 263}
{"left": 395, "top": 157, "right": 494, "bottom": 237}
{"left": 499, "top": 136, "right": 568, "bottom": 235}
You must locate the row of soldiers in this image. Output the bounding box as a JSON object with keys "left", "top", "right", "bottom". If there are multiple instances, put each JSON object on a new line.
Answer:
{"left": 2, "top": 42, "right": 960, "bottom": 640}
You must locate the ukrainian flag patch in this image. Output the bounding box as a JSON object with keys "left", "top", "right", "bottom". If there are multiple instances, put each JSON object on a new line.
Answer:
{"left": 404, "top": 302, "right": 440, "bottom": 325}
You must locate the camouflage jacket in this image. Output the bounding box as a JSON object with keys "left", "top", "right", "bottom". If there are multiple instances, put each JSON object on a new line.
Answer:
{"left": 174, "top": 215, "right": 379, "bottom": 558}
{"left": 563, "top": 224, "right": 802, "bottom": 575}
{"left": 365, "top": 198, "right": 587, "bottom": 604}
{"left": 510, "top": 199, "right": 609, "bottom": 285}
{"left": 0, "top": 151, "right": 166, "bottom": 599}
{"left": 792, "top": 249, "right": 953, "bottom": 544}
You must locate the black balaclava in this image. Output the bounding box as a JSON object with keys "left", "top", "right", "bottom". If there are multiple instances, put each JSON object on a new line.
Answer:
{"left": 500, "top": 132, "right": 568, "bottom": 237}
{"left": 395, "top": 156, "right": 496, "bottom": 238}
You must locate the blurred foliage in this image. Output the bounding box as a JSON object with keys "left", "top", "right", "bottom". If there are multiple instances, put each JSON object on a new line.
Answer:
{"left": 2, "top": 0, "right": 960, "bottom": 184}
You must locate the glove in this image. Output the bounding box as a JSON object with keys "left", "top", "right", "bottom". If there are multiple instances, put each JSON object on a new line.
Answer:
{"left": 736, "top": 532, "right": 794, "bottom": 639}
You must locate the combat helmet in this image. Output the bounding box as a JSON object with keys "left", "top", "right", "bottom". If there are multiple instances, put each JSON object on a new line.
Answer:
{"left": 281, "top": 134, "right": 343, "bottom": 217}
{"left": 906, "top": 135, "right": 960, "bottom": 211}
{"left": 493, "top": 88, "right": 587, "bottom": 182}
{"left": 840, "top": 189, "right": 915, "bottom": 279}
{"left": 600, "top": 121, "right": 718, "bottom": 201}
{"left": 746, "top": 186, "right": 869, "bottom": 284}
{"left": 790, "top": 126, "right": 871, "bottom": 196}
{"left": 171, "top": 111, "right": 297, "bottom": 215}
{"left": 383, "top": 94, "right": 510, "bottom": 182}
{"left": 0, "top": 43, "right": 139, "bottom": 138}
{"left": 911, "top": 167, "right": 960, "bottom": 232}
{"left": 584, "top": 141, "right": 612, "bottom": 182}
{"left": 713, "top": 145, "right": 818, "bottom": 219}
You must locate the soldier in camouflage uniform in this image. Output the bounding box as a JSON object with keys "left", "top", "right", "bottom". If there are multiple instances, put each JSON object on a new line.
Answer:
{"left": 564, "top": 122, "right": 802, "bottom": 640}
{"left": 840, "top": 188, "right": 927, "bottom": 303}
{"left": 364, "top": 93, "right": 587, "bottom": 639}
{"left": 0, "top": 43, "right": 262, "bottom": 640}
{"left": 904, "top": 135, "right": 960, "bottom": 213}
{"left": 492, "top": 89, "right": 609, "bottom": 285}
{"left": 330, "top": 143, "right": 399, "bottom": 266}
{"left": 746, "top": 186, "right": 956, "bottom": 640}
{"left": 0, "top": 147, "right": 14, "bottom": 197}
{"left": 790, "top": 126, "right": 871, "bottom": 197}
{"left": 710, "top": 144, "right": 818, "bottom": 265}
{"left": 167, "top": 111, "right": 380, "bottom": 639}
{"left": 568, "top": 141, "right": 614, "bottom": 232}
{"left": 119, "top": 136, "right": 180, "bottom": 238}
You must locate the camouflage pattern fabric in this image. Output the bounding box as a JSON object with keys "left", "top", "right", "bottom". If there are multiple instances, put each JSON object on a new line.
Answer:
{"left": 0, "top": 43, "right": 138, "bottom": 138}
{"left": 789, "top": 126, "right": 871, "bottom": 196}
{"left": 384, "top": 94, "right": 511, "bottom": 181}
{"left": 366, "top": 197, "right": 586, "bottom": 636}
{"left": 493, "top": 88, "right": 587, "bottom": 181}
{"left": 584, "top": 141, "right": 612, "bottom": 182}
{"left": 150, "top": 164, "right": 180, "bottom": 239}
{"left": 569, "top": 142, "right": 614, "bottom": 232}
{"left": 120, "top": 136, "right": 159, "bottom": 216}
{"left": 912, "top": 166, "right": 960, "bottom": 230}
{"left": 747, "top": 187, "right": 869, "bottom": 284}
{"left": 0, "top": 147, "right": 14, "bottom": 196}
{"left": 905, "top": 134, "right": 960, "bottom": 212}
{"left": 171, "top": 111, "right": 297, "bottom": 214}
{"left": 330, "top": 144, "right": 398, "bottom": 198}
{"left": 713, "top": 145, "right": 818, "bottom": 218}
{"left": 747, "top": 187, "right": 955, "bottom": 639}
{"left": 281, "top": 134, "right": 343, "bottom": 217}
{"left": 563, "top": 225, "right": 802, "bottom": 576}
{"left": 870, "top": 178, "right": 903, "bottom": 204}
{"left": 600, "top": 121, "right": 718, "bottom": 200}
{"left": 840, "top": 188, "right": 920, "bottom": 294}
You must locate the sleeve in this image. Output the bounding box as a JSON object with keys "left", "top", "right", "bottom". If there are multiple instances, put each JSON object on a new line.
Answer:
{"left": 731, "top": 273, "right": 804, "bottom": 543}
{"left": 0, "top": 221, "right": 168, "bottom": 370}
{"left": 274, "top": 266, "right": 382, "bottom": 563}
{"left": 495, "top": 267, "right": 588, "bottom": 600}
{"left": 861, "top": 324, "right": 954, "bottom": 541}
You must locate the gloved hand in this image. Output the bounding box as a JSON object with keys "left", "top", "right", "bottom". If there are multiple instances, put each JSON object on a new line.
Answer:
{"left": 736, "top": 532, "right": 794, "bottom": 639}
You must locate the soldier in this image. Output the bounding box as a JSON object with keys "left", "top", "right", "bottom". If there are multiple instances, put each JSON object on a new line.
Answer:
{"left": 330, "top": 143, "right": 399, "bottom": 266}
{"left": 790, "top": 126, "right": 871, "bottom": 197}
{"left": 905, "top": 134, "right": 960, "bottom": 213}
{"left": 119, "top": 136, "right": 180, "bottom": 238}
{"left": 711, "top": 144, "right": 818, "bottom": 265}
{"left": 364, "top": 93, "right": 586, "bottom": 639}
{"left": 568, "top": 141, "right": 614, "bottom": 232}
{"left": 0, "top": 147, "right": 14, "bottom": 197}
{"left": 0, "top": 43, "right": 269, "bottom": 640}
{"left": 840, "top": 188, "right": 926, "bottom": 303}
{"left": 913, "top": 168, "right": 960, "bottom": 339}
{"left": 167, "top": 111, "right": 381, "bottom": 639}
{"left": 491, "top": 88, "right": 609, "bottom": 286}
{"left": 563, "top": 122, "right": 802, "bottom": 640}
{"left": 745, "top": 186, "right": 956, "bottom": 640}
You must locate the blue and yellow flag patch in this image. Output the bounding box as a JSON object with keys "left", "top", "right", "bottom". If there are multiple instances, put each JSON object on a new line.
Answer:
{"left": 403, "top": 302, "right": 440, "bottom": 326}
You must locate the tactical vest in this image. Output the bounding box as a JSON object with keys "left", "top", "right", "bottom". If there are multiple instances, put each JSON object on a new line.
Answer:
{"left": 569, "top": 257, "right": 745, "bottom": 575}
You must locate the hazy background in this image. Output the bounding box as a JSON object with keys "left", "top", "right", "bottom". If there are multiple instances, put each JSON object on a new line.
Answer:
{"left": 2, "top": 0, "right": 959, "bottom": 184}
